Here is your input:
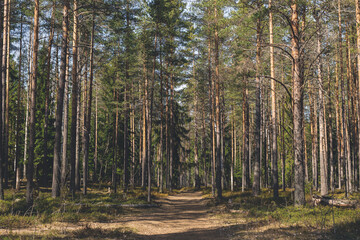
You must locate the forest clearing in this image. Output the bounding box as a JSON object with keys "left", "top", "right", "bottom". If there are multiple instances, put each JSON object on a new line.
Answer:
{"left": 1, "top": 0, "right": 360, "bottom": 238}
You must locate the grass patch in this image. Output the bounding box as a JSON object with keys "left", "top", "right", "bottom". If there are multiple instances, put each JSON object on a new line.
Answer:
{"left": 0, "top": 184, "right": 158, "bottom": 228}
{"left": 210, "top": 188, "right": 360, "bottom": 238}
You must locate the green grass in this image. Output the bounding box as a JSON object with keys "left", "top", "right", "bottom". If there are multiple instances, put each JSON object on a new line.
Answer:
{"left": 205, "top": 187, "right": 360, "bottom": 238}
{"left": 0, "top": 184, "right": 158, "bottom": 228}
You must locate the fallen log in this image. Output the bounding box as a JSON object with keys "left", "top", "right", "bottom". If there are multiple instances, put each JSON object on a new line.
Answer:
{"left": 312, "top": 195, "right": 357, "bottom": 207}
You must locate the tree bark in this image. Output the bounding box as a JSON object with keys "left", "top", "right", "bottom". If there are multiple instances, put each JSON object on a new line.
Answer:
{"left": 15, "top": 13, "right": 23, "bottom": 191}
{"left": 27, "top": 0, "right": 40, "bottom": 205}
{"left": 337, "top": 0, "right": 348, "bottom": 197}
{"left": 83, "top": 6, "right": 95, "bottom": 195}
{"left": 194, "top": 56, "right": 200, "bottom": 189}
{"left": 316, "top": 12, "right": 328, "bottom": 196}
{"left": 123, "top": 0, "right": 131, "bottom": 192}
{"left": 269, "top": 0, "right": 278, "bottom": 198}
{"left": 242, "top": 75, "right": 250, "bottom": 191}
{"left": 327, "top": 65, "right": 335, "bottom": 191}
{"left": 42, "top": 2, "right": 55, "bottom": 187}
{"left": 61, "top": 51, "right": 70, "bottom": 188}
{"left": 0, "top": 0, "right": 4, "bottom": 200}
{"left": 253, "top": 9, "right": 262, "bottom": 196}
{"left": 291, "top": 0, "right": 305, "bottom": 205}
{"left": 70, "top": 0, "right": 79, "bottom": 196}
{"left": 1, "top": 0, "right": 9, "bottom": 190}
{"left": 214, "top": 1, "right": 222, "bottom": 199}
{"left": 355, "top": 0, "right": 360, "bottom": 192}
{"left": 52, "top": 0, "right": 69, "bottom": 198}
{"left": 3, "top": 0, "right": 10, "bottom": 188}
{"left": 310, "top": 90, "right": 318, "bottom": 190}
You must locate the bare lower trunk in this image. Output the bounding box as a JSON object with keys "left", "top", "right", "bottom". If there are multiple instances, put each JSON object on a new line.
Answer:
{"left": 253, "top": 12, "right": 262, "bottom": 196}
{"left": 214, "top": 2, "right": 222, "bottom": 199}
{"left": 83, "top": 6, "right": 95, "bottom": 195}
{"left": 60, "top": 53, "right": 70, "bottom": 188}
{"left": 15, "top": 14, "right": 23, "bottom": 191}
{"left": 242, "top": 75, "right": 250, "bottom": 191}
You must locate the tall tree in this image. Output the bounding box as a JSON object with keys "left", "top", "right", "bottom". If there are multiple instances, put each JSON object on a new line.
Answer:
{"left": 52, "top": 0, "right": 70, "bottom": 198}
{"left": 83, "top": 2, "right": 95, "bottom": 195}
{"left": 214, "top": 0, "right": 222, "bottom": 199}
{"left": 43, "top": 1, "right": 55, "bottom": 187}
{"left": 315, "top": 9, "right": 328, "bottom": 196}
{"left": 70, "top": 0, "right": 79, "bottom": 196}
{"left": 27, "top": 0, "right": 40, "bottom": 205}
{"left": 252, "top": 2, "right": 262, "bottom": 196}
{"left": 269, "top": 0, "right": 278, "bottom": 198}
{"left": 355, "top": 0, "right": 360, "bottom": 192}
{"left": 291, "top": 0, "right": 305, "bottom": 205}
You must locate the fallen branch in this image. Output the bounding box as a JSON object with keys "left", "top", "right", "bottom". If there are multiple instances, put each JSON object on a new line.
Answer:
{"left": 312, "top": 195, "right": 357, "bottom": 208}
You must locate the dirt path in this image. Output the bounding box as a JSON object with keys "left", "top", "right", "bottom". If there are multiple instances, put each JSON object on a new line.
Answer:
{"left": 0, "top": 191, "right": 232, "bottom": 239}
{"left": 119, "top": 191, "right": 230, "bottom": 239}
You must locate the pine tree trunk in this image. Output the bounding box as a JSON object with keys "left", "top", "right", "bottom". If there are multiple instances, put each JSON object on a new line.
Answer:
{"left": 4, "top": 0, "right": 10, "bottom": 188}
{"left": 1, "top": 0, "right": 9, "bottom": 190}
{"left": 345, "top": 24, "right": 355, "bottom": 193}
{"left": 281, "top": 102, "right": 286, "bottom": 191}
{"left": 52, "top": 0, "right": 69, "bottom": 198}
{"left": 94, "top": 83, "right": 98, "bottom": 182}
{"left": 159, "top": 40, "right": 164, "bottom": 192}
{"left": 113, "top": 91, "right": 118, "bottom": 193}
{"left": 0, "top": 0, "right": 4, "bottom": 200}
{"left": 194, "top": 57, "right": 200, "bottom": 189}
{"left": 147, "top": 32, "right": 157, "bottom": 202}
{"left": 42, "top": 2, "right": 55, "bottom": 187}
{"left": 75, "top": 73, "right": 81, "bottom": 191}
{"left": 83, "top": 5, "right": 95, "bottom": 195}
{"left": 169, "top": 70, "right": 174, "bottom": 191}
{"left": 310, "top": 91, "right": 318, "bottom": 190}
{"left": 316, "top": 13, "right": 328, "bottom": 196}
{"left": 123, "top": 0, "right": 131, "bottom": 192}
{"left": 338, "top": 0, "right": 348, "bottom": 197}
{"left": 269, "top": 0, "right": 278, "bottom": 198}
{"left": 214, "top": 1, "right": 222, "bottom": 199}
{"left": 253, "top": 11, "right": 262, "bottom": 196}
{"left": 291, "top": 0, "right": 305, "bottom": 205}
{"left": 356, "top": 0, "right": 360, "bottom": 192}
{"left": 15, "top": 14, "right": 23, "bottom": 191}
{"left": 327, "top": 65, "right": 335, "bottom": 191}
{"left": 70, "top": 0, "right": 79, "bottom": 196}
{"left": 27, "top": 0, "right": 40, "bottom": 205}
{"left": 141, "top": 61, "right": 147, "bottom": 190}
{"left": 61, "top": 52, "right": 70, "bottom": 188}
{"left": 209, "top": 35, "right": 216, "bottom": 197}
{"left": 242, "top": 75, "right": 250, "bottom": 191}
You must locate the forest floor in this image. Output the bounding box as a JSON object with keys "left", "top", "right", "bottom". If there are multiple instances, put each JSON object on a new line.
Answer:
{"left": 0, "top": 188, "right": 359, "bottom": 239}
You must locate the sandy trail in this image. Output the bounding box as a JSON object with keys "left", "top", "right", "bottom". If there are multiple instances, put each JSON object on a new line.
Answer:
{"left": 119, "top": 191, "right": 230, "bottom": 239}
{"left": 0, "top": 191, "right": 232, "bottom": 239}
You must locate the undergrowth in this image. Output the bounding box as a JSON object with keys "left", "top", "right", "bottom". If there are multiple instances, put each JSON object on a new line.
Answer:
{"left": 0, "top": 184, "right": 161, "bottom": 228}
{"left": 204, "top": 187, "right": 360, "bottom": 239}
